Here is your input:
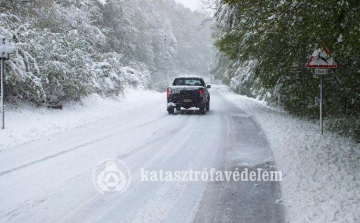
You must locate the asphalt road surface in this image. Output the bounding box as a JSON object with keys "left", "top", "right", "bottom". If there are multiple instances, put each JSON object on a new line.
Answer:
{"left": 0, "top": 86, "right": 285, "bottom": 223}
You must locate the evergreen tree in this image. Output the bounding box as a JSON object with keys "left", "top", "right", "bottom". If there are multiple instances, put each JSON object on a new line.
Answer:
{"left": 212, "top": 0, "right": 360, "bottom": 139}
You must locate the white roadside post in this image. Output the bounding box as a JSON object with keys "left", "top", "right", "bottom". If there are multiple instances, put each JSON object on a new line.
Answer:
{"left": 306, "top": 48, "right": 337, "bottom": 135}
{"left": 1, "top": 54, "right": 3, "bottom": 129}
{"left": 0, "top": 37, "right": 15, "bottom": 129}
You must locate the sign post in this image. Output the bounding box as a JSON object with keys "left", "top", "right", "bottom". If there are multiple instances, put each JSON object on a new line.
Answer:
{"left": 306, "top": 48, "right": 337, "bottom": 135}
{"left": 0, "top": 37, "right": 15, "bottom": 129}
{"left": 1, "top": 59, "right": 4, "bottom": 129}
{"left": 319, "top": 75, "right": 323, "bottom": 135}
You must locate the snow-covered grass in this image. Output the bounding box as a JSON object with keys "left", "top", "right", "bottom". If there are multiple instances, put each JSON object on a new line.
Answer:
{"left": 218, "top": 86, "right": 360, "bottom": 223}
{"left": 0, "top": 88, "right": 163, "bottom": 150}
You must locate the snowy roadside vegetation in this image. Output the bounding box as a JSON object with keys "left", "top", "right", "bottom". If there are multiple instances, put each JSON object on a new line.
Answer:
{"left": 0, "top": 0, "right": 213, "bottom": 106}
{"left": 219, "top": 86, "right": 360, "bottom": 223}
{"left": 211, "top": 0, "right": 360, "bottom": 140}
{"left": 0, "top": 88, "right": 163, "bottom": 150}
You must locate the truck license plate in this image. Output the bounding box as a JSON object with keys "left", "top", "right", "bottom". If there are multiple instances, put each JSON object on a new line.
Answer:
{"left": 183, "top": 99, "right": 193, "bottom": 102}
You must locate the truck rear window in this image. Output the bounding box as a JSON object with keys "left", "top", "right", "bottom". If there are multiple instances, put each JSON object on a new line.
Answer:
{"left": 173, "top": 78, "right": 204, "bottom": 86}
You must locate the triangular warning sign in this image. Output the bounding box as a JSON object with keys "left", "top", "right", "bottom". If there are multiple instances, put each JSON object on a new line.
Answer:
{"left": 306, "top": 49, "right": 337, "bottom": 68}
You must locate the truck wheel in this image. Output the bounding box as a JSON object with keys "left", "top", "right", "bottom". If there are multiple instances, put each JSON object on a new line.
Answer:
{"left": 199, "top": 106, "right": 206, "bottom": 115}
{"left": 168, "top": 107, "right": 175, "bottom": 114}
{"left": 206, "top": 101, "right": 210, "bottom": 111}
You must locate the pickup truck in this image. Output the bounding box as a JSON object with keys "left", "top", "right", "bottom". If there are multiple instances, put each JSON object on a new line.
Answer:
{"left": 167, "top": 76, "right": 211, "bottom": 114}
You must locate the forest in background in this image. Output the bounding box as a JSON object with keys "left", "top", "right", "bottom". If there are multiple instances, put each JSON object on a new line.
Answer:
{"left": 0, "top": 0, "right": 213, "bottom": 105}
{"left": 211, "top": 0, "right": 360, "bottom": 140}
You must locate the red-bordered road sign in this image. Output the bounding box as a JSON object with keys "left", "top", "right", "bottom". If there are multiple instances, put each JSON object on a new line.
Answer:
{"left": 306, "top": 48, "right": 337, "bottom": 69}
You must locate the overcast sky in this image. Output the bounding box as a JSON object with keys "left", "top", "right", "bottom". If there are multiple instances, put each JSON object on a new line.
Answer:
{"left": 174, "top": 0, "right": 199, "bottom": 11}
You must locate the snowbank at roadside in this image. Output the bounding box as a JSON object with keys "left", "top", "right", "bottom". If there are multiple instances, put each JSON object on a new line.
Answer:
{"left": 0, "top": 88, "right": 163, "bottom": 150}
{"left": 218, "top": 85, "right": 360, "bottom": 223}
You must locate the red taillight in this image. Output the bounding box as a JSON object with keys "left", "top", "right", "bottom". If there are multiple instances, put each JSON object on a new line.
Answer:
{"left": 199, "top": 89, "right": 204, "bottom": 95}
{"left": 167, "top": 88, "right": 171, "bottom": 98}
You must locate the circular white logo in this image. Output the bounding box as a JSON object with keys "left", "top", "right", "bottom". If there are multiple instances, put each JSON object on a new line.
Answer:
{"left": 92, "top": 159, "right": 131, "bottom": 194}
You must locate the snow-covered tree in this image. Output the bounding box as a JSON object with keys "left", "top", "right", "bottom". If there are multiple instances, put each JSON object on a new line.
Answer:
{"left": 212, "top": 0, "right": 360, "bottom": 139}
{"left": 0, "top": 0, "right": 214, "bottom": 104}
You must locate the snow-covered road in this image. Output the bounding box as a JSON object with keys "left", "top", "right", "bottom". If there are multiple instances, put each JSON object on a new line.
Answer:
{"left": 0, "top": 86, "right": 284, "bottom": 223}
